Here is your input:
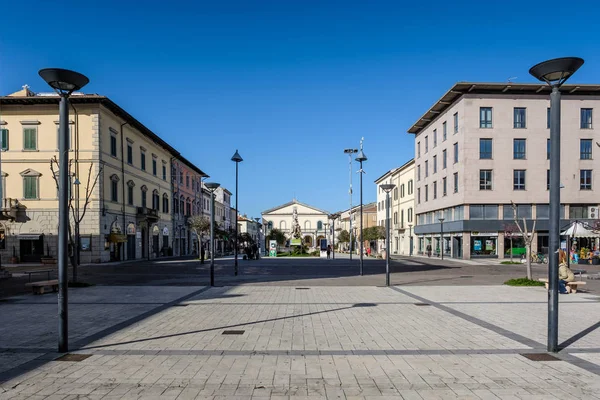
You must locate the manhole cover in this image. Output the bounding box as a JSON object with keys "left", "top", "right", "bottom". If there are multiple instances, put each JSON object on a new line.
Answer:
{"left": 222, "top": 330, "right": 245, "bottom": 335}
{"left": 414, "top": 303, "right": 431, "bottom": 306}
{"left": 295, "top": 288, "right": 310, "bottom": 290}
{"left": 521, "top": 353, "right": 560, "bottom": 361}
{"left": 56, "top": 353, "right": 93, "bottom": 362}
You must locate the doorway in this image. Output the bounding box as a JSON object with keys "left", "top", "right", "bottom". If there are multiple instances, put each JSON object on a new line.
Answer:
{"left": 20, "top": 236, "right": 44, "bottom": 262}
{"left": 452, "top": 236, "right": 463, "bottom": 258}
{"left": 127, "top": 235, "right": 136, "bottom": 260}
{"left": 141, "top": 226, "right": 148, "bottom": 258}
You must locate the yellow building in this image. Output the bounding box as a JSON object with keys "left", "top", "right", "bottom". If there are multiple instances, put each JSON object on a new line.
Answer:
{"left": 0, "top": 85, "right": 205, "bottom": 263}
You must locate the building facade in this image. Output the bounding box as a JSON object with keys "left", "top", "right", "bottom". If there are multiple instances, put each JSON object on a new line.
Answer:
{"left": 336, "top": 202, "right": 377, "bottom": 253}
{"left": 409, "top": 82, "right": 600, "bottom": 259}
{"left": 0, "top": 85, "right": 207, "bottom": 263}
{"left": 262, "top": 199, "right": 329, "bottom": 248}
{"left": 375, "top": 159, "right": 415, "bottom": 256}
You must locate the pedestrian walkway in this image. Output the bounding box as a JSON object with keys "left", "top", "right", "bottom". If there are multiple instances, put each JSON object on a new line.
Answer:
{"left": 1, "top": 284, "right": 600, "bottom": 398}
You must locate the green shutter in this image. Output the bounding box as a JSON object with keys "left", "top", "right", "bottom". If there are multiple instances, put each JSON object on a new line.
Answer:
{"left": 24, "top": 177, "right": 37, "bottom": 199}
{"left": 1, "top": 129, "right": 8, "bottom": 150}
{"left": 24, "top": 128, "right": 37, "bottom": 150}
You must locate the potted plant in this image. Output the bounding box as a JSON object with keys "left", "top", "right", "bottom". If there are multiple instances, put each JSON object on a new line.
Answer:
{"left": 579, "top": 247, "right": 591, "bottom": 264}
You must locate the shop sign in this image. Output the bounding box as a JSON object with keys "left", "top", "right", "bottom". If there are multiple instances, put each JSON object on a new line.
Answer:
{"left": 127, "top": 223, "right": 136, "bottom": 235}
{"left": 471, "top": 232, "right": 498, "bottom": 237}
{"left": 153, "top": 225, "right": 160, "bottom": 236}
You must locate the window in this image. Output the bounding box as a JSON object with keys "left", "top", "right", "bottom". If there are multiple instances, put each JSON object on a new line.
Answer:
{"left": 401, "top": 210, "right": 404, "bottom": 227}
{"left": 480, "top": 107, "right": 492, "bottom": 128}
{"left": 163, "top": 194, "right": 169, "bottom": 213}
{"left": 127, "top": 185, "right": 134, "bottom": 205}
{"left": 570, "top": 206, "right": 589, "bottom": 219}
{"left": 186, "top": 175, "right": 190, "bottom": 187}
{"left": 580, "top": 170, "right": 592, "bottom": 190}
{"left": 425, "top": 136, "right": 429, "bottom": 153}
{"left": 433, "top": 130, "right": 437, "bottom": 148}
{"left": 425, "top": 185, "right": 428, "bottom": 201}
{"left": 537, "top": 205, "right": 549, "bottom": 219}
{"left": 417, "top": 142, "right": 421, "bottom": 158}
{"left": 179, "top": 169, "right": 183, "bottom": 184}
{"left": 514, "top": 170, "right": 526, "bottom": 190}
{"left": 442, "top": 177, "right": 447, "bottom": 196}
{"left": 174, "top": 194, "right": 179, "bottom": 214}
{"left": 513, "top": 139, "right": 526, "bottom": 159}
{"left": 1, "top": 128, "right": 8, "bottom": 150}
{"left": 453, "top": 112, "right": 458, "bottom": 133}
{"left": 110, "top": 175, "right": 119, "bottom": 202}
{"left": 23, "top": 176, "right": 38, "bottom": 199}
{"left": 152, "top": 159, "right": 157, "bottom": 176}
{"left": 408, "top": 208, "right": 413, "bottom": 222}
{"left": 186, "top": 199, "right": 191, "bottom": 215}
{"left": 547, "top": 108, "right": 551, "bottom": 129}
{"left": 442, "top": 121, "right": 447, "bottom": 141}
{"left": 425, "top": 160, "right": 428, "bottom": 177}
{"left": 514, "top": 107, "right": 526, "bottom": 128}
{"left": 408, "top": 180, "right": 413, "bottom": 195}
{"left": 417, "top": 188, "right": 421, "bottom": 204}
{"left": 393, "top": 212, "right": 397, "bottom": 224}
{"left": 127, "top": 144, "right": 133, "bottom": 164}
{"left": 433, "top": 181, "right": 437, "bottom": 199}
{"left": 453, "top": 172, "right": 458, "bottom": 193}
{"left": 141, "top": 187, "right": 148, "bottom": 208}
{"left": 454, "top": 206, "right": 463, "bottom": 220}
{"left": 453, "top": 143, "right": 458, "bottom": 164}
{"left": 23, "top": 127, "right": 37, "bottom": 150}
{"left": 442, "top": 149, "right": 447, "bottom": 169}
{"left": 479, "top": 139, "right": 492, "bottom": 159}
{"left": 503, "top": 204, "right": 531, "bottom": 219}
{"left": 469, "top": 205, "right": 498, "bottom": 220}
{"left": 110, "top": 134, "right": 117, "bottom": 157}
{"left": 417, "top": 165, "right": 421, "bottom": 181}
{"left": 141, "top": 151, "right": 146, "bottom": 170}
{"left": 547, "top": 169, "right": 550, "bottom": 190}
{"left": 581, "top": 108, "right": 593, "bottom": 129}
{"left": 580, "top": 139, "right": 592, "bottom": 159}
{"left": 162, "top": 165, "right": 167, "bottom": 180}
{"left": 393, "top": 187, "right": 398, "bottom": 200}
{"left": 317, "top": 221, "right": 323, "bottom": 230}
{"left": 401, "top": 184, "right": 405, "bottom": 198}
{"left": 480, "top": 170, "right": 492, "bottom": 190}
{"left": 547, "top": 139, "right": 550, "bottom": 160}
{"left": 433, "top": 155, "right": 437, "bottom": 173}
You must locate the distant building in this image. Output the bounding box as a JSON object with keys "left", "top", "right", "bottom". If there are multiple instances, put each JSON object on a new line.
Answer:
{"left": 262, "top": 199, "right": 329, "bottom": 248}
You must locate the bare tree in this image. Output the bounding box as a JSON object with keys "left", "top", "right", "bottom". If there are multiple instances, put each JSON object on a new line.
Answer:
{"left": 50, "top": 156, "right": 101, "bottom": 282}
{"left": 188, "top": 215, "right": 210, "bottom": 257}
{"left": 503, "top": 223, "right": 518, "bottom": 262}
{"left": 511, "top": 201, "right": 536, "bottom": 279}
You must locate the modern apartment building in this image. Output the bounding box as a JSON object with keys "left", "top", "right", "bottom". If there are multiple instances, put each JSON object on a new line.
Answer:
{"left": 374, "top": 159, "right": 415, "bottom": 256}
{"left": 0, "top": 85, "right": 207, "bottom": 263}
{"left": 409, "top": 82, "right": 600, "bottom": 260}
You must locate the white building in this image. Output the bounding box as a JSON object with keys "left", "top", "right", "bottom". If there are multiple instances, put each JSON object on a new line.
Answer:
{"left": 262, "top": 199, "right": 329, "bottom": 248}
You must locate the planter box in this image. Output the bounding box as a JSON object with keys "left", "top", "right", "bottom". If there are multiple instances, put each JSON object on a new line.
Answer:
{"left": 578, "top": 259, "right": 591, "bottom": 265}
{"left": 592, "top": 258, "right": 600, "bottom": 265}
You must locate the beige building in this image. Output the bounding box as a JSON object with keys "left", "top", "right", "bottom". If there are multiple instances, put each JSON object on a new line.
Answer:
{"left": 262, "top": 199, "right": 329, "bottom": 248}
{"left": 336, "top": 202, "right": 377, "bottom": 253}
{"left": 408, "top": 82, "right": 600, "bottom": 259}
{"left": 375, "top": 159, "right": 415, "bottom": 256}
{"left": 0, "top": 85, "right": 206, "bottom": 263}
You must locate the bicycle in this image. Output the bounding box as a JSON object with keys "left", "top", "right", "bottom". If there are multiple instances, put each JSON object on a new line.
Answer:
{"left": 529, "top": 252, "right": 548, "bottom": 264}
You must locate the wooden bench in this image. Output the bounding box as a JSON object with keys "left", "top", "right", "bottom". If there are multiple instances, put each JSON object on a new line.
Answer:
{"left": 21, "top": 269, "right": 53, "bottom": 282}
{"left": 25, "top": 279, "right": 59, "bottom": 295}
{"left": 538, "top": 278, "right": 586, "bottom": 294}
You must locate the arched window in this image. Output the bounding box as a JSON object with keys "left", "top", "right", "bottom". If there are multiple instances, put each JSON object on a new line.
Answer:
{"left": 162, "top": 193, "right": 169, "bottom": 214}
{"left": 179, "top": 195, "right": 185, "bottom": 216}
{"left": 317, "top": 221, "right": 323, "bottom": 230}
{"left": 268, "top": 221, "right": 273, "bottom": 229}
{"left": 280, "top": 220, "right": 286, "bottom": 230}
{"left": 173, "top": 192, "right": 179, "bottom": 214}
{"left": 110, "top": 174, "right": 119, "bottom": 202}
{"left": 127, "top": 180, "right": 135, "bottom": 205}
{"left": 304, "top": 220, "right": 311, "bottom": 230}
{"left": 140, "top": 185, "right": 148, "bottom": 208}
{"left": 152, "top": 189, "right": 159, "bottom": 210}
{"left": 186, "top": 197, "right": 192, "bottom": 216}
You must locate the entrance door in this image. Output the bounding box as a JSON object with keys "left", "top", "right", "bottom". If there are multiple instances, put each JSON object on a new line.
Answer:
{"left": 127, "top": 235, "right": 136, "bottom": 260}
{"left": 452, "top": 236, "right": 463, "bottom": 258}
{"left": 141, "top": 227, "right": 148, "bottom": 258}
{"left": 153, "top": 235, "right": 159, "bottom": 258}
{"left": 20, "top": 237, "right": 44, "bottom": 262}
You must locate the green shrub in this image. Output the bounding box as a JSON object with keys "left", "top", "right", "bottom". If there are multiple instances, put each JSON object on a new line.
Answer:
{"left": 504, "top": 278, "right": 545, "bottom": 287}
{"left": 500, "top": 261, "right": 523, "bottom": 265}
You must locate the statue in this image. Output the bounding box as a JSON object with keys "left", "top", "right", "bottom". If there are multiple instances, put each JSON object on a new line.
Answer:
{"left": 291, "top": 206, "right": 302, "bottom": 239}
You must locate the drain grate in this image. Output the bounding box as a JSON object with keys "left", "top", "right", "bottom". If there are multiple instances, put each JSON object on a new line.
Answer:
{"left": 414, "top": 303, "right": 431, "bottom": 306}
{"left": 521, "top": 353, "right": 560, "bottom": 362}
{"left": 295, "top": 288, "right": 310, "bottom": 290}
{"left": 222, "top": 330, "right": 245, "bottom": 335}
{"left": 56, "top": 353, "right": 93, "bottom": 362}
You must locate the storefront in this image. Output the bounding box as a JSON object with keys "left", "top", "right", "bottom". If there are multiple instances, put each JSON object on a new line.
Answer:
{"left": 470, "top": 232, "right": 498, "bottom": 258}
{"left": 19, "top": 234, "right": 44, "bottom": 262}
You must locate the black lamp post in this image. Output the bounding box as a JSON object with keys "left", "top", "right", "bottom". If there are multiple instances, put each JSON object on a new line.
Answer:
{"left": 380, "top": 183, "right": 395, "bottom": 286}
{"left": 343, "top": 148, "right": 358, "bottom": 260}
{"left": 355, "top": 140, "right": 367, "bottom": 275}
{"left": 330, "top": 213, "right": 339, "bottom": 259}
{"left": 439, "top": 218, "right": 445, "bottom": 260}
{"left": 205, "top": 182, "right": 220, "bottom": 286}
{"left": 39, "top": 68, "right": 89, "bottom": 353}
{"left": 529, "top": 57, "right": 584, "bottom": 353}
{"left": 231, "top": 150, "right": 243, "bottom": 275}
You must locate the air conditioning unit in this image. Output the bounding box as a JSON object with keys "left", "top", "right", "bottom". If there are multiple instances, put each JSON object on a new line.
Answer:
{"left": 589, "top": 206, "right": 599, "bottom": 219}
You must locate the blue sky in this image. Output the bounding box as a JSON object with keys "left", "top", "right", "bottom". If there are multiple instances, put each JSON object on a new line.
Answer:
{"left": 2, "top": 0, "right": 599, "bottom": 218}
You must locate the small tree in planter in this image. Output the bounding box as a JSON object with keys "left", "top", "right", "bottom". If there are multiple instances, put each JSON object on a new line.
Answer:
{"left": 511, "top": 201, "right": 536, "bottom": 280}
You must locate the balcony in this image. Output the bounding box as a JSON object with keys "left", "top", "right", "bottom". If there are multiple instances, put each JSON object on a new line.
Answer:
{"left": 1, "top": 198, "right": 26, "bottom": 221}
{"left": 394, "top": 223, "right": 406, "bottom": 232}
{"left": 137, "top": 207, "right": 159, "bottom": 221}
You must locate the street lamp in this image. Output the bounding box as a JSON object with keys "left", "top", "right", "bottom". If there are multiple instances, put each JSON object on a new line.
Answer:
{"left": 329, "top": 213, "right": 339, "bottom": 259}
{"left": 231, "top": 150, "right": 243, "bottom": 276}
{"left": 529, "top": 56, "right": 584, "bottom": 353}
{"left": 73, "top": 176, "right": 81, "bottom": 281}
{"left": 380, "top": 183, "right": 395, "bottom": 286}
{"left": 439, "top": 218, "right": 445, "bottom": 260}
{"left": 355, "top": 139, "right": 367, "bottom": 275}
{"left": 408, "top": 224, "right": 413, "bottom": 256}
{"left": 344, "top": 148, "right": 358, "bottom": 261}
{"left": 205, "top": 182, "right": 220, "bottom": 287}
{"left": 39, "top": 68, "right": 89, "bottom": 353}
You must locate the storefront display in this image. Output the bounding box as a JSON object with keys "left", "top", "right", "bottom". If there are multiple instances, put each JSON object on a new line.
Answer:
{"left": 471, "top": 232, "right": 497, "bottom": 257}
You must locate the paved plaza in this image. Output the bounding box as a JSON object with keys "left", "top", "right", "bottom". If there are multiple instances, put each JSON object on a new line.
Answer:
{"left": 1, "top": 257, "right": 600, "bottom": 399}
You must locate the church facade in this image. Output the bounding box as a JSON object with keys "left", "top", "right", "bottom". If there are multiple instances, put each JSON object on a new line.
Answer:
{"left": 262, "top": 200, "right": 330, "bottom": 248}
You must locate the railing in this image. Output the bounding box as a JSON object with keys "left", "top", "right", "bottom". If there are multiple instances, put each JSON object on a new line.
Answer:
{"left": 137, "top": 207, "right": 159, "bottom": 218}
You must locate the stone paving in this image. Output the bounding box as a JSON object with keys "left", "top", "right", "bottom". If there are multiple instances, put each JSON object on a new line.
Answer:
{"left": 1, "top": 284, "right": 600, "bottom": 399}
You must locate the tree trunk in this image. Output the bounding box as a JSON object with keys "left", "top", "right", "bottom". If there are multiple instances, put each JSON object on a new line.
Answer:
{"left": 526, "top": 244, "right": 532, "bottom": 280}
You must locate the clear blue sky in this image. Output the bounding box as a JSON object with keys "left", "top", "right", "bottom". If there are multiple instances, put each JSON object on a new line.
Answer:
{"left": 2, "top": 0, "right": 599, "bottom": 218}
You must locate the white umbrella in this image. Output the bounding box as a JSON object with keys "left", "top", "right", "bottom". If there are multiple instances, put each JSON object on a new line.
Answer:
{"left": 561, "top": 221, "right": 600, "bottom": 237}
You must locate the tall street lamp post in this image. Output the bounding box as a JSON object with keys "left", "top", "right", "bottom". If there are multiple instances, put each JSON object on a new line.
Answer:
{"left": 355, "top": 139, "right": 367, "bottom": 275}
{"left": 205, "top": 182, "right": 220, "bottom": 287}
{"left": 529, "top": 57, "right": 584, "bottom": 353}
{"left": 330, "top": 213, "right": 339, "bottom": 259}
{"left": 408, "top": 224, "right": 413, "bottom": 256}
{"left": 39, "top": 68, "right": 89, "bottom": 353}
{"left": 343, "top": 149, "right": 358, "bottom": 260}
{"left": 380, "top": 183, "right": 395, "bottom": 286}
{"left": 231, "top": 150, "right": 243, "bottom": 276}
{"left": 439, "top": 218, "right": 445, "bottom": 260}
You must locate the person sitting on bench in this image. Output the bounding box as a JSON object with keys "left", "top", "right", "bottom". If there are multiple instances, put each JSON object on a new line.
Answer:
{"left": 559, "top": 249, "right": 575, "bottom": 294}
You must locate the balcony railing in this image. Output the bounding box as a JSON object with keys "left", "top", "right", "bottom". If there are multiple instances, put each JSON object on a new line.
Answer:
{"left": 137, "top": 207, "right": 159, "bottom": 220}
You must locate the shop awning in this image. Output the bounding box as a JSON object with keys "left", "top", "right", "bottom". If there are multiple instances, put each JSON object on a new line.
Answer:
{"left": 561, "top": 222, "right": 600, "bottom": 238}
{"left": 109, "top": 233, "right": 128, "bottom": 243}
{"left": 18, "top": 234, "right": 42, "bottom": 240}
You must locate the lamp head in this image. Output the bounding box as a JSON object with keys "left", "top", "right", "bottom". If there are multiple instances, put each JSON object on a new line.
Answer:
{"left": 529, "top": 57, "right": 584, "bottom": 87}
{"left": 39, "top": 68, "right": 89, "bottom": 96}
{"left": 231, "top": 150, "right": 243, "bottom": 163}
{"left": 344, "top": 148, "right": 358, "bottom": 154}
{"left": 355, "top": 149, "right": 367, "bottom": 162}
{"left": 380, "top": 183, "right": 395, "bottom": 193}
{"left": 439, "top": 218, "right": 445, "bottom": 222}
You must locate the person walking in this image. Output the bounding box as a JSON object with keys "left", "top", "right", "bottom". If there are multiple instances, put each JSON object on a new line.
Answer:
{"left": 326, "top": 245, "right": 331, "bottom": 259}
{"left": 426, "top": 244, "right": 432, "bottom": 258}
